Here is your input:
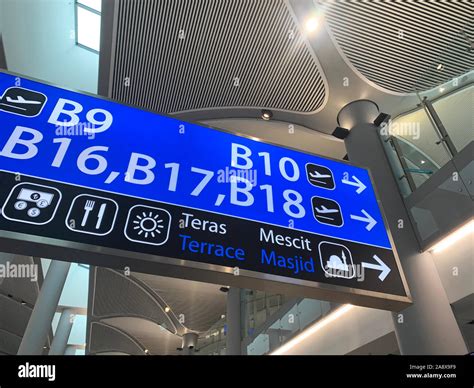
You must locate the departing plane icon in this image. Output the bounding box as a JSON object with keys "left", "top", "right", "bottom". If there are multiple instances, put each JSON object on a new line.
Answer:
{"left": 6, "top": 95, "right": 42, "bottom": 105}
{"left": 306, "top": 163, "right": 335, "bottom": 190}
{"left": 309, "top": 171, "right": 332, "bottom": 182}
{"left": 311, "top": 196, "right": 343, "bottom": 226}
{"left": 314, "top": 205, "right": 339, "bottom": 214}
{"left": 0, "top": 87, "right": 47, "bottom": 117}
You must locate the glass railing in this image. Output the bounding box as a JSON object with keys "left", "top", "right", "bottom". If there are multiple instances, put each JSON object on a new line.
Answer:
{"left": 380, "top": 62, "right": 473, "bottom": 249}
{"left": 199, "top": 292, "right": 335, "bottom": 355}
{"left": 241, "top": 290, "right": 289, "bottom": 339}
{"left": 245, "top": 299, "right": 332, "bottom": 355}
{"left": 197, "top": 317, "right": 227, "bottom": 355}
{"left": 381, "top": 81, "right": 473, "bottom": 195}
{"left": 382, "top": 135, "right": 441, "bottom": 194}
{"left": 433, "top": 84, "right": 473, "bottom": 153}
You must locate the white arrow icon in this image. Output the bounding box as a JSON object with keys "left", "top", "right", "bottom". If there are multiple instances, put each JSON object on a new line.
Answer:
{"left": 362, "top": 255, "right": 391, "bottom": 281}
{"left": 350, "top": 209, "right": 377, "bottom": 231}
{"left": 341, "top": 175, "right": 366, "bottom": 194}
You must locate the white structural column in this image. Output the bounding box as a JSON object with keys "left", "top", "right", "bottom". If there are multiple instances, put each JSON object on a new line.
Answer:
{"left": 340, "top": 100, "right": 468, "bottom": 354}
{"left": 182, "top": 332, "right": 199, "bottom": 356}
{"left": 225, "top": 287, "right": 242, "bottom": 355}
{"left": 49, "top": 309, "right": 75, "bottom": 355}
{"left": 17, "top": 260, "right": 71, "bottom": 355}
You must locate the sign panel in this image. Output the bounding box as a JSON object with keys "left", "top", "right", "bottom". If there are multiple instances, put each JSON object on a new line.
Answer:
{"left": 0, "top": 71, "right": 411, "bottom": 310}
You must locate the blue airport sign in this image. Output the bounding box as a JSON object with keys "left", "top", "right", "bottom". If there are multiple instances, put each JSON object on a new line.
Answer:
{"left": 0, "top": 72, "right": 411, "bottom": 310}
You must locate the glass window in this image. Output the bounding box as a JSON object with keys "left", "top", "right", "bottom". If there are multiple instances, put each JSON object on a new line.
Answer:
{"left": 76, "top": 1, "right": 101, "bottom": 52}
{"left": 77, "top": 0, "right": 102, "bottom": 12}
{"left": 433, "top": 84, "right": 474, "bottom": 153}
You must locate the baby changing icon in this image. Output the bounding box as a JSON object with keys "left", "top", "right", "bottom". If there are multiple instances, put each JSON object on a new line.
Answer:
{"left": 318, "top": 241, "right": 355, "bottom": 279}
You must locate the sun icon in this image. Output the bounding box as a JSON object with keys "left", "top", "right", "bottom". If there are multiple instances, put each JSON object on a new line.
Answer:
{"left": 132, "top": 211, "right": 165, "bottom": 239}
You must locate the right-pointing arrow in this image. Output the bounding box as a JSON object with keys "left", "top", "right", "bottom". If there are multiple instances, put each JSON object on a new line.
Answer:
{"left": 341, "top": 175, "right": 367, "bottom": 194}
{"left": 362, "top": 255, "right": 391, "bottom": 281}
{"left": 350, "top": 209, "right": 377, "bottom": 231}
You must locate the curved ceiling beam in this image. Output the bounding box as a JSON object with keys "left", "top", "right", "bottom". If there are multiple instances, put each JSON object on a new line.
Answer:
{"left": 101, "top": 317, "right": 183, "bottom": 356}
{"left": 88, "top": 322, "right": 145, "bottom": 356}
{"left": 128, "top": 274, "right": 189, "bottom": 336}
{"left": 131, "top": 272, "right": 227, "bottom": 335}
{"left": 92, "top": 267, "right": 177, "bottom": 334}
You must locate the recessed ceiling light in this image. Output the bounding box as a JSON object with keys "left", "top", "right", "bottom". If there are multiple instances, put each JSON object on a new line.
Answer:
{"left": 420, "top": 160, "right": 425, "bottom": 164}
{"left": 144, "top": 349, "right": 149, "bottom": 354}
{"left": 439, "top": 87, "right": 445, "bottom": 93}
{"left": 305, "top": 17, "right": 320, "bottom": 33}
{"left": 164, "top": 306, "right": 171, "bottom": 313}
{"left": 437, "top": 63, "right": 444, "bottom": 71}
{"left": 261, "top": 109, "right": 273, "bottom": 121}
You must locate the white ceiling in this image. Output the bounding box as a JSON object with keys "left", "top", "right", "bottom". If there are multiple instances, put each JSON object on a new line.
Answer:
{"left": 319, "top": 0, "right": 473, "bottom": 94}
{"left": 109, "top": 0, "right": 328, "bottom": 114}
{"left": 98, "top": 0, "right": 473, "bottom": 139}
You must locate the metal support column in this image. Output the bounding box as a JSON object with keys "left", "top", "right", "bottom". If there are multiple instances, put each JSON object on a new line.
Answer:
{"left": 339, "top": 100, "right": 468, "bottom": 355}
{"left": 49, "top": 309, "right": 75, "bottom": 355}
{"left": 17, "top": 260, "right": 71, "bottom": 355}
{"left": 226, "top": 287, "right": 242, "bottom": 355}
{"left": 182, "top": 332, "right": 199, "bottom": 356}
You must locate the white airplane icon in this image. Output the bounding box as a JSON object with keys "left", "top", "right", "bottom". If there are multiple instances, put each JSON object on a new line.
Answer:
{"left": 309, "top": 171, "right": 331, "bottom": 180}
{"left": 5, "top": 95, "right": 42, "bottom": 105}
{"left": 315, "top": 205, "right": 339, "bottom": 214}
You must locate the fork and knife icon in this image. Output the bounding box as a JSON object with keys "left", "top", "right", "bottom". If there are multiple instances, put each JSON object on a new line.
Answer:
{"left": 66, "top": 194, "right": 118, "bottom": 236}
{"left": 81, "top": 200, "right": 107, "bottom": 229}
